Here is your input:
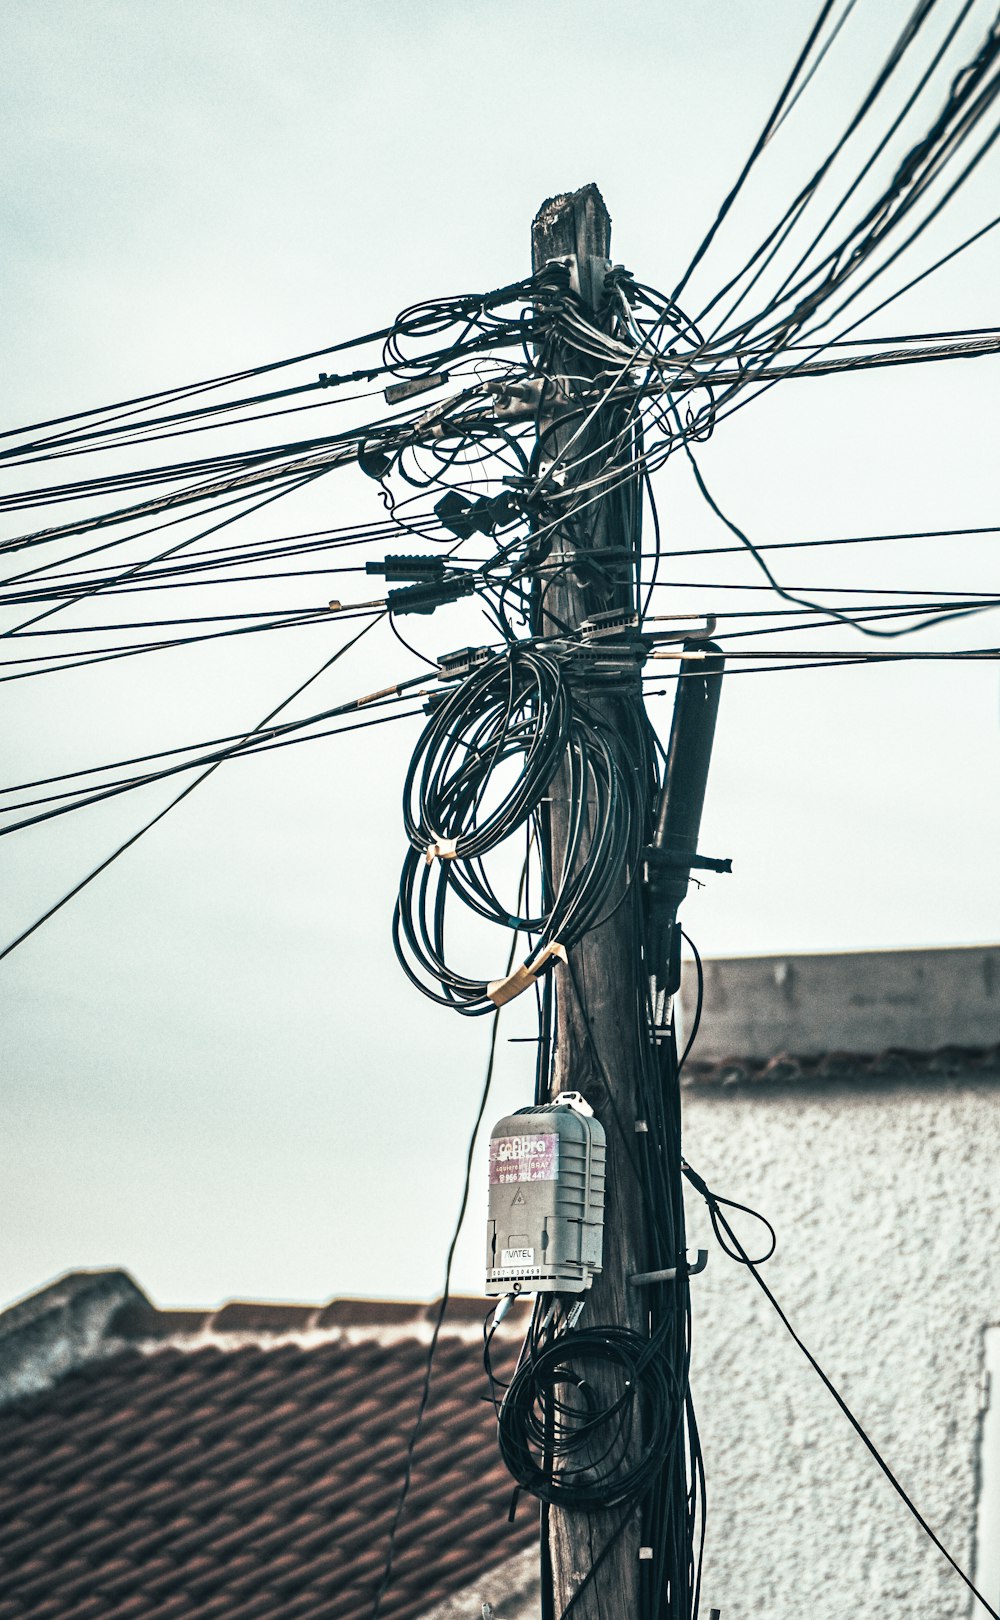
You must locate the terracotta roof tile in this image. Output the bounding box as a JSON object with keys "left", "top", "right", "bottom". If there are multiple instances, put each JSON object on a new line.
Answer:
{"left": 0, "top": 1299, "right": 535, "bottom": 1620}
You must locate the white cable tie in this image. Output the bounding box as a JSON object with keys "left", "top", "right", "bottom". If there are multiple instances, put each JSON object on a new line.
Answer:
{"left": 425, "top": 837, "right": 459, "bottom": 864}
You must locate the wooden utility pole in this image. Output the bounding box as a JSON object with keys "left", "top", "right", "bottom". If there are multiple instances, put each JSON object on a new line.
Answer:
{"left": 531, "top": 184, "right": 652, "bottom": 1620}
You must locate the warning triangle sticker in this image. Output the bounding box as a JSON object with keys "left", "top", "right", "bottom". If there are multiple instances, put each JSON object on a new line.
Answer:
{"left": 511, "top": 1188, "right": 526, "bottom": 1206}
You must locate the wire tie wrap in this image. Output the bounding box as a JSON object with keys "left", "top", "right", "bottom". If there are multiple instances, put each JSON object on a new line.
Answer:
{"left": 425, "top": 837, "right": 459, "bottom": 864}
{"left": 487, "top": 942, "right": 567, "bottom": 1007}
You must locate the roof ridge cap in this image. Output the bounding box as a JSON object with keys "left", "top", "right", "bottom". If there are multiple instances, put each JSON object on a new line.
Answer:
{"left": 0, "top": 1279, "right": 533, "bottom": 1391}
{"left": 0, "top": 1269, "right": 148, "bottom": 1407}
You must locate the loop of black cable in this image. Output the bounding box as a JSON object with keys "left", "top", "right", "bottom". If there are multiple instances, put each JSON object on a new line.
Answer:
{"left": 497, "top": 1320, "right": 686, "bottom": 1512}
{"left": 393, "top": 645, "right": 647, "bottom": 1015}
{"left": 684, "top": 1162, "right": 1000, "bottom": 1620}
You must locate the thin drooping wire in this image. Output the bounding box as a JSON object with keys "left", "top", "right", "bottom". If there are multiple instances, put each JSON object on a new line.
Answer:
{"left": 3, "top": 468, "right": 327, "bottom": 639}
{"left": 683, "top": 1160, "right": 1000, "bottom": 1620}
{"left": 0, "top": 688, "right": 424, "bottom": 832}
{"left": 371, "top": 898, "right": 521, "bottom": 1620}
{"left": 679, "top": 434, "right": 994, "bottom": 640}
{"left": 671, "top": 0, "right": 841, "bottom": 302}
{"left": 0, "top": 614, "right": 381, "bottom": 964}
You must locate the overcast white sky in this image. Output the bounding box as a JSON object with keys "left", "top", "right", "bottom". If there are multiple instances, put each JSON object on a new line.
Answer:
{"left": 1, "top": 0, "right": 998, "bottom": 1312}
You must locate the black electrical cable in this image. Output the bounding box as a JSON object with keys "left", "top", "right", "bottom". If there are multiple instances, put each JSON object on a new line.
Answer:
{"left": 680, "top": 438, "right": 995, "bottom": 640}
{"left": 0, "top": 681, "right": 423, "bottom": 832}
{"left": 0, "top": 321, "right": 404, "bottom": 449}
{"left": 715, "top": 7, "right": 1000, "bottom": 354}
{"left": 371, "top": 882, "right": 525, "bottom": 1620}
{"left": 0, "top": 676, "right": 424, "bottom": 799}
{"left": 498, "top": 1320, "right": 686, "bottom": 1509}
{"left": 0, "top": 272, "right": 542, "bottom": 451}
{"left": 690, "top": 203, "right": 1000, "bottom": 452}
{"left": 683, "top": 1160, "right": 999, "bottom": 1620}
{"left": 700, "top": 0, "right": 963, "bottom": 343}
{"left": 671, "top": 0, "right": 841, "bottom": 302}
{"left": 2, "top": 467, "right": 328, "bottom": 640}
{"left": 393, "top": 645, "right": 653, "bottom": 1015}
{"left": 0, "top": 608, "right": 345, "bottom": 686}
{"left": 675, "top": 940, "right": 999, "bottom": 1620}
{"left": 0, "top": 614, "right": 382, "bottom": 964}
{"left": 677, "top": 931, "right": 704, "bottom": 1078}
{"left": 481, "top": 656, "right": 704, "bottom": 1618}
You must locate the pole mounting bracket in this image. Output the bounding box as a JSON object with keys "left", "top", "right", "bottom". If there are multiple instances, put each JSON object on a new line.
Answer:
{"left": 629, "top": 1249, "right": 709, "bottom": 1287}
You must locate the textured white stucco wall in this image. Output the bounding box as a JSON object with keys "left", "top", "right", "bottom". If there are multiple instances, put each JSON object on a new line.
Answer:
{"left": 682, "top": 1076, "right": 1000, "bottom": 1620}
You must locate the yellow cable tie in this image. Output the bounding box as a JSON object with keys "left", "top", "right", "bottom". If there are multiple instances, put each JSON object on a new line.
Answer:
{"left": 487, "top": 942, "right": 567, "bottom": 1007}
{"left": 425, "top": 837, "right": 459, "bottom": 864}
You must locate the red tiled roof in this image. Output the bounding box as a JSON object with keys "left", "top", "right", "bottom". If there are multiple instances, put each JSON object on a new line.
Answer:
{"left": 0, "top": 1284, "right": 536, "bottom": 1620}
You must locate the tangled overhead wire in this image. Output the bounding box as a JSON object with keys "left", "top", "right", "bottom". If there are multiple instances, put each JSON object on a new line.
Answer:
{"left": 5, "top": 6, "right": 1000, "bottom": 1619}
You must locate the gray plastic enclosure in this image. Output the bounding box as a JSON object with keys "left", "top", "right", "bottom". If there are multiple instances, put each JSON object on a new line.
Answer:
{"left": 485, "top": 1095, "right": 606, "bottom": 1294}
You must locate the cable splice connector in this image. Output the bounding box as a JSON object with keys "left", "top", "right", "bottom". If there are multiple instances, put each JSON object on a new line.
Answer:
{"left": 488, "top": 374, "right": 574, "bottom": 422}
{"left": 366, "top": 555, "right": 447, "bottom": 581}
{"left": 388, "top": 575, "right": 476, "bottom": 617}
{"left": 553, "top": 634, "right": 648, "bottom": 692}
{"left": 579, "top": 608, "right": 641, "bottom": 640}
{"left": 435, "top": 489, "right": 519, "bottom": 538}
{"left": 436, "top": 645, "right": 496, "bottom": 681}
{"left": 383, "top": 372, "right": 449, "bottom": 404}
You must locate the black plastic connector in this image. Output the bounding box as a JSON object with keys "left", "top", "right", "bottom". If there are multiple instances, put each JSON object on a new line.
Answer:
{"left": 434, "top": 491, "right": 478, "bottom": 538}
{"left": 357, "top": 442, "right": 393, "bottom": 481}
{"left": 472, "top": 491, "right": 519, "bottom": 533}
{"left": 366, "top": 555, "right": 447, "bottom": 581}
{"left": 388, "top": 574, "right": 476, "bottom": 617}
{"left": 434, "top": 490, "right": 519, "bottom": 539}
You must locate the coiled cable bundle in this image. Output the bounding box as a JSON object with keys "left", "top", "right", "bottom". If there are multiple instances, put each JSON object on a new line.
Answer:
{"left": 497, "top": 1319, "right": 686, "bottom": 1512}
{"left": 393, "top": 643, "right": 650, "bottom": 1015}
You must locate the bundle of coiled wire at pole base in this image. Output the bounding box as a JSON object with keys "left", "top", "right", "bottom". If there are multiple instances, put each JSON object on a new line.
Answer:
{"left": 496, "top": 1317, "right": 686, "bottom": 1512}
{"left": 392, "top": 641, "right": 655, "bottom": 1015}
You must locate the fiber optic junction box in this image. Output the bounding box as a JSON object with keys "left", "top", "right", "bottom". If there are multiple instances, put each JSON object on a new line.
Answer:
{"left": 486, "top": 1092, "right": 606, "bottom": 1295}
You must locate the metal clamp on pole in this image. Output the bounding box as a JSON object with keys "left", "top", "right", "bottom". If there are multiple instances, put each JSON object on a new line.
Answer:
{"left": 629, "top": 1249, "right": 709, "bottom": 1287}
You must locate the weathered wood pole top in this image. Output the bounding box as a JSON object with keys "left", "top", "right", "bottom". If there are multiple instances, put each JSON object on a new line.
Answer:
{"left": 531, "top": 183, "right": 611, "bottom": 270}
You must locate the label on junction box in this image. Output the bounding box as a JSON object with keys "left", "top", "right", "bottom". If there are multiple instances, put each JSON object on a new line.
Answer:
{"left": 489, "top": 1133, "right": 558, "bottom": 1184}
{"left": 501, "top": 1248, "right": 535, "bottom": 1266}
